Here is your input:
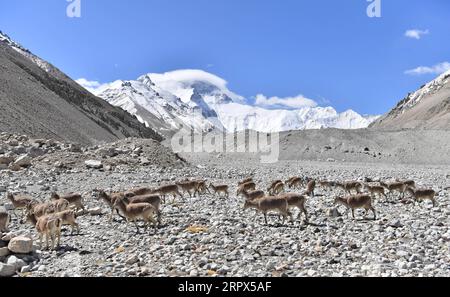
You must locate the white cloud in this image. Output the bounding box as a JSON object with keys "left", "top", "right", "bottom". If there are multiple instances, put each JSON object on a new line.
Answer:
{"left": 75, "top": 78, "right": 107, "bottom": 93}
{"left": 404, "top": 62, "right": 450, "bottom": 76}
{"left": 147, "top": 69, "right": 245, "bottom": 103}
{"left": 254, "top": 94, "right": 318, "bottom": 109}
{"left": 405, "top": 29, "right": 429, "bottom": 40}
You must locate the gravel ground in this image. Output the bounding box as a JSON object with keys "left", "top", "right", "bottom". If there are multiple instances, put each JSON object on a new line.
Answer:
{"left": 1, "top": 146, "right": 449, "bottom": 277}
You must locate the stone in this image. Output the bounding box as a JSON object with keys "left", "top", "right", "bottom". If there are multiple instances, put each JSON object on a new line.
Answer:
{"left": 8, "top": 163, "right": 22, "bottom": 171}
{"left": 27, "top": 147, "right": 45, "bottom": 158}
{"left": 7, "top": 255, "right": 27, "bottom": 270}
{"left": 20, "top": 265, "right": 31, "bottom": 274}
{"left": 8, "top": 236, "right": 33, "bottom": 254}
{"left": 389, "top": 220, "right": 403, "bottom": 228}
{"left": 126, "top": 255, "right": 140, "bottom": 266}
{"left": 98, "top": 148, "right": 118, "bottom": 158}
{"left": 327, "top": 208, "right": 341, "bottom": 218}
{"left": 85, "top": 160, "right": 103, "bottom": 169}
{"left": 0, "top": 263, "right": 16, "bottom": 277}
{"left": 89, "top": 207, "right": 103, "bottom": 216}
{"left": 397, "top": 261, "right": 408, "bottom": 270}
{"left": 0, "top": 155, "right": 14, "bottom": 165}
{"left": 13, "top": 154, "right": 32, "bottom": 168}
{"left": 68, "top": 144, "right": 82, "bottom": 153}
{"left": 0, "top": 246, "right": 10, "bottom": 257}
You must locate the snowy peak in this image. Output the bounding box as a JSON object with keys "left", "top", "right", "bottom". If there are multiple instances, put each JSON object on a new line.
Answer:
{"left": 147, "top": 69, "right": 244, "bottom": 104}
{"left": 137, "top": 74, "right": 156, "bottom": 88}
{"left": 94, "top": 76, "right": 218, "bottom": 133}
{"left": 90, "top": 69, "right": 379, "bottom": 134}
{"left": 0, "top": 30, "right": 18, "bottom": 47}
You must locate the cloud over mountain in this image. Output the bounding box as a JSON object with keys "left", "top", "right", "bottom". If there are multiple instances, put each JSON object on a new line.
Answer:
{"left": 405, "top": 62, "right": 450, "bottom": 76}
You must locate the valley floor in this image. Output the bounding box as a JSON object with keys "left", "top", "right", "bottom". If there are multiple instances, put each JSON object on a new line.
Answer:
{"left": 1, "top": 151, "right": 449, "bottom": 277}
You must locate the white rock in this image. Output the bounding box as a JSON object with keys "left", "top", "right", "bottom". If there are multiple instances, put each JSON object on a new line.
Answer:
{"left": 89, "top": 207, "right": 103, "bottom": 216}
{"left": 85, "top": 160, "right": 103, "bottom": 169}
{"left": 20, "top": 265, "right": 31, "bottom": 273}
{"left": 7, "top": 255, "right": 27, "bottom": 270}
{"left": 8, "top": 236, "right": 33, "bottom": 254}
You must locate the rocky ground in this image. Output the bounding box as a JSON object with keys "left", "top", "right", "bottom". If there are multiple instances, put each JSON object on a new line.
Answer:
{"left": 0, "top": 133, "right": 449, "bottom": 277}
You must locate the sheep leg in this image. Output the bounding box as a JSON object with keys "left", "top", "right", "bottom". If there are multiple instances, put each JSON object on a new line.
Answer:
{"left": 149, "top": 216, "right": 158, "bottom": 230}
{"left": 133, "top": 221, "right": 141, "bottom": 234}
{"left": 371, "top": 207, "right": 377, "bottom": 220}
{"left": 50, "top": 233, "right": 55, "bottom": 251}
{"left": 45, "top": 231, "right": 50, "bottom": 250}
{"left": 56, "top": 225, "right": 61, "bottom": 248}
{"left": 264, "top": 213, "right": 268, "bottom": 225}
{"left": 157, "top": 211, "right": 162, "bottom": 226}
{"left": 289, "top": 211, "right": 294, "bottom": 225}
{"left": 109, "top": 208, "right": 114, "bottom": 222}
{"left": 303, "top": 207, "right": 309, "bottom": 223}
{"left": 177, "top": 191, "right": 183, "bottom": 201}
{"left": 39, "top": 233, "right": 43, "bottom": 250}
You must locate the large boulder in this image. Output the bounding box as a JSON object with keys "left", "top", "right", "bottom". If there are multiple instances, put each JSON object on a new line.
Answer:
{"left": 8, "top": 236, "right": 33, "bottom": 254}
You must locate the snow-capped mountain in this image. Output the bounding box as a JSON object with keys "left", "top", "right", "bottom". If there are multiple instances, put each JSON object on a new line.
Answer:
{"left": 214, "top": 103, "right": 377, "bottom": 132}
{"left": 94, "top": 74, "right": 221, "bottom": 134}
{"left": 371, "top": 69, "right": 450, "bottom": 129}
{"left": 89, "top": 69, "right": 379, "bottom": 134}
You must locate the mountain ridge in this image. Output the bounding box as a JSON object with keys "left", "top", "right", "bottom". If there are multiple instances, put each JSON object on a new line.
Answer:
{"left": 371, "top": 70, "right": 450, "bottom": 130}
{"left": 0, "top": 30, "right": 162, "bottom": 145}
{"left": 92, "top": 70, "right": 379, "bottom": 134}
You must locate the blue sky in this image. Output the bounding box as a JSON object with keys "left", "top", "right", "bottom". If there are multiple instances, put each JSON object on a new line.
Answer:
{"left": 0, "top": 0, "right": 449, "bottom": 115}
